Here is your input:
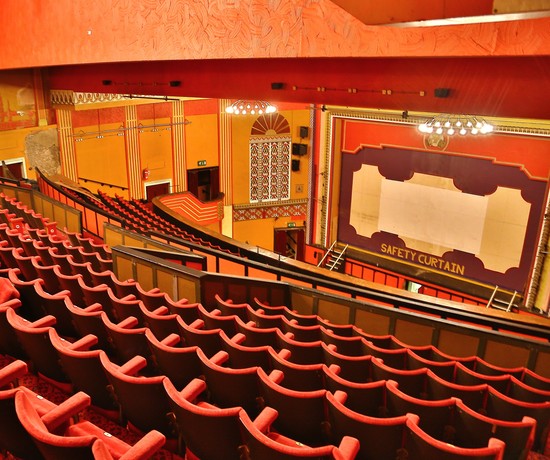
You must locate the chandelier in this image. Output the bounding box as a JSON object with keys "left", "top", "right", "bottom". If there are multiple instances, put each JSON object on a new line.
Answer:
{"left": 225, "top": 100, "right": 277, "bottom": 115}
{"left": 418, "top": 114, "right": 494, "bottom": 136}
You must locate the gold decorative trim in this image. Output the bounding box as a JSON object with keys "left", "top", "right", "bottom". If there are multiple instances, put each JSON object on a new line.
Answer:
{"left": 50, "top": 90, "right": 132, "bottom": 107}
{"left": 234, "top": 198, "right": 308, "bottom": 210}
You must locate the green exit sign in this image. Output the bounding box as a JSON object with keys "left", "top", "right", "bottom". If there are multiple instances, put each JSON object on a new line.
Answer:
{"left": 287, "top": 222, "right": 296, "bottom": 228}
{"left": 197, "top": 160, "right": 207, "bottom": 166}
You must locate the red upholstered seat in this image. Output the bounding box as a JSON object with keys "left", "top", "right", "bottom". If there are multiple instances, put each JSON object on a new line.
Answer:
{"left": 239, "top": 405, "right": 360, "bottom": 460}
{"left": 322, "top": 342, "right": 376, "bottom": 384}
{"left": 401, "top": 416, "right": 505, "bottom": 460}
{"left": 15, "top": 390, "right": 166, "bottom": 460}
{"left": 325, "top": 390, "right": 412, "bottom": 460}
{"left": 164, "top": 377, "right": 245, "bottom": 459}
{"left": 256, "top": 367, "right": 329, "bottom": 446}
{"left": 144, "top": 329, "right": 202, "bottom": 391}
{"left": 197, "top": 347, "right": 263, "bottom": 417}
{"left": 0, "top": 360, "right": 57, "bottom": 459}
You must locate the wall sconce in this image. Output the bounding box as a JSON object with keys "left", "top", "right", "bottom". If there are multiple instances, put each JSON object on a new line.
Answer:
{"left": 418, "top": 114, "right": 494, "bottom": 136}
{"left": 225, "top": 100, "right": 277, "bottom": 115}
{"left": 142, "top": 168, "right": 150, "bottom": 180}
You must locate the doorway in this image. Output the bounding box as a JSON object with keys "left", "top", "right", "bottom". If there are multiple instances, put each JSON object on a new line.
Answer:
{"left": 187, "top": 167, "right": 219, "bottom": 202}
{"left": 1, "top": 158, "right": 26, "bottom": 180}
{"left": 145, "top": 180, "right": 171, "bottom": 202}
{"left": 274, "top": 228, "right": 305, "bottom": 261}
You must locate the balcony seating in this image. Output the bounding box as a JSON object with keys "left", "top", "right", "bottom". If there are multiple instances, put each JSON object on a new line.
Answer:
{"left": 33, "top": 282, "right": 79, "bottom": 337}
{"left": 197, "top": 347, "right": 263, "bottom": 417}
{"left": 371, "top": 358, "right": 428, "bottom": 398}
{"left": 98, "top": 352, "right": 177, "bottom": 443}
{"left": 5, "top": 308, "right": 72, "bottom": 390}
{"left": 15, "top": 390, "right": 166, "bottom": 460}
{"left": 452, "top": 398, "right": 535, "bottom": 460}
{"left": 401, "top": 416, "right": 506, "bottom": 460}
{"left": 325, "top": 390, "right": 411, "bottom": 460}
{"left": 0, "top": 360, "right": 55, "bottom": 458}
{"left": 215, "top": 294, "right": 251, "bottom": 322}
{"left": 322, "top": 365, "right": 387, "bottom": 416}
{"left": 239, "top": 405, "right": 360, "bottom": 460}
{"left": 256, "top": 367, "right": 330, "bottom": 446}
{"left": 176, "top": 315, "right": 224, "bottom": 359}
{"left": 321, "top": 342, "right": 376, "bottom": 384}
{"left": 164, "top": 376, "right": 245, "bottom": 459}
{"left": 144, "top": 330, "right": 202, "bottom": 390}
{"left": 275, "top": 332, "right": 325, "bottom": 365}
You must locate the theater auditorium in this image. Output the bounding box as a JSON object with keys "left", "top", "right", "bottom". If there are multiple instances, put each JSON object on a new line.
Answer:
{"left": 0, "top": 1, "right": 549, "bottom": 459}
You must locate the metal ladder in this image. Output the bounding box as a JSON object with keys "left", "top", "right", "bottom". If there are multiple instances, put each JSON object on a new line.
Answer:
{"left": 317, "top": 241, "right": 348, "bottom": 271}
{"left": 486, "top": 286, "right": 519, "bottom": 313}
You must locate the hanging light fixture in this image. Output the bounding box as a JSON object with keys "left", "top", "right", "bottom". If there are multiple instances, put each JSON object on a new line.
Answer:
{"left": 418, "top": 114, "right": 494, "bottom": 136}
{"left": 225, "top": 100, "right": 277, "bottom": 115}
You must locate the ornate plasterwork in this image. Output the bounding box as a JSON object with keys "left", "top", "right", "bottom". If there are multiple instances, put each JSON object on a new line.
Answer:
{"left": 50, "top": 90, "right": 133, "bottom": 107}
{"left": 233, "top": 199, "right": 308, "bottom": 222}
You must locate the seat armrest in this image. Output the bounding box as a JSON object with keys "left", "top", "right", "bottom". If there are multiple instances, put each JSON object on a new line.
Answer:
{"left": 160, "top": 333, "right": 181, "bottom": 346}
{"left": 118, "top": 356, "right": 148, "bottom": 376}
{"left": 117, "top": 316, "right": 139, "bottom": 329}
{"left": 336, "top": 436, "right": 360, "bottom": 460}
{"left": 120, "top": 429, "right": 166, "bottom": 460}
{"left": 69, "top": 334, "right": 99, "bottom": 351}
{"left": 252, "top": 407, "right": 278, "bottom": 433}
{"left": 267, "top": 369, "right": 284, "bottom": 384}
{"left": 180, "top": 378, "right": 207, "bottom": 401}
{"left": 42, "top": 391, "right": 91, "bottom": 431}
{"left": 32, "top": 315, "right": 57, "bottom": 328}
{"left": 0, "top": 360, "right": 27, "bottom": 388}
{"left": 210, "top": 350, "right": 229, "bottom": 366}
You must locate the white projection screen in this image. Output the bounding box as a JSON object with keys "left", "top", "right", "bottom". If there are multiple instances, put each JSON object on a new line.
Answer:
{"left": 378, "top": 180, "right": 488, "bottom": 255}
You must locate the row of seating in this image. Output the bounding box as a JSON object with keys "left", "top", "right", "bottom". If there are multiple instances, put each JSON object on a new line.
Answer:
{"left": 1, "top": 196, "right": 549, "bottom": 458}
{"left": 94, "top": 188, "right": 229, "bottom": 253}
{"left": 0, "top": 299, "right": 521, "bottom": 460}
{"left": 2, "top": 287, "right": 549, "bottom": 460}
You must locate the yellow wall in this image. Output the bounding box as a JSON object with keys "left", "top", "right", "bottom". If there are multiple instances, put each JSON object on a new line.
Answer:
{"left": 185, "top": 113, "right": 219, "bottom": 169}
{"left": 139, "top": 117, "right": 173, "bottom": 183}
{"left": 234, "top": 217, "right": 276, "bottom": 249}
{"left": 74, "top": 122, "right": 128, "bottom": 195}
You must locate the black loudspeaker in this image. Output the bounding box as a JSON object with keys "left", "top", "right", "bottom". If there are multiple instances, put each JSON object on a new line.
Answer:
{"left": 169, "top": 80, "right": 182, "bottom": 87}
{"left": 434, "top": 88, "right": 450, "bottom": 98}
{"left": 271, "top": 82, "right": 285, "bottom": 90}
{"left": 291, "top": 159, "right": 300, "bottom": 172}
{"left": 102, "top": 80, "right": 112, "bottom": 86}
{"left": 292, "top": 143, "right": 307, "bottom": 156}
{"left": 299, "top": 126, "right": 309, "bottom": 138}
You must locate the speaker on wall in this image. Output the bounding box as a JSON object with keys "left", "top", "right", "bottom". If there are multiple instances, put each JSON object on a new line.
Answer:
{"left": 299, "top": 126, "right": 309, "bottom": 138}
{"left": 292, "top": 143, "right": 308, "bottom": 156}
{"left": 291, "top": 159, "right": 300, "bottom": 172}
{"left": 434, "top": 88, "right": 450, "bottom": 98}
{"left": 271, "top": 82, "right": 285, "bottom": 90}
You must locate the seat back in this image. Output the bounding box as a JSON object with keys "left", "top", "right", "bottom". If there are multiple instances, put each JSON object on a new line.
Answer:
{"left": 453, "top": 399, "right": 536, "bottom": 460}
{"left": 99, "top": 352, "right": 175, "bottom": 437}
{"left": 257, "top": 367, "right": 329, "bottom": 446}
{"left": 145, "top": 330, "right": 202, "bottom": 391}
{"left": 0, "top": 361, "right": 48, "bottom": 458}
{"left": 164, "top": 377, "right": 244, "bottom": 459}
{"left": 14, "top": 391, "right": 97, "bottom": 460}
{"left": 49, "top": 329, "right": 116, "bottom": 412}
{"left": 325, "top": 391, "right": 410, "bottom": 460}
{"left": 198, "top": 348, "right": 262, "bottom": 417}
{"left": 401, "top": 417, "right": 505, "bottom": 460}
